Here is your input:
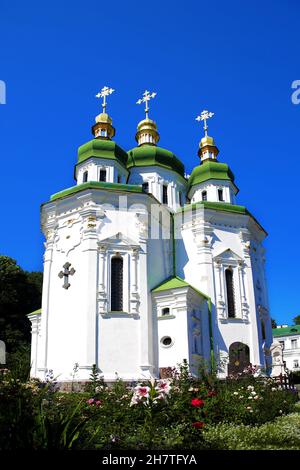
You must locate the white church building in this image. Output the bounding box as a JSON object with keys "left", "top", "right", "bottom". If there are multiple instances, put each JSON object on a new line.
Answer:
{"left": 28, "top": 88, "right": 273, "bottom": 383}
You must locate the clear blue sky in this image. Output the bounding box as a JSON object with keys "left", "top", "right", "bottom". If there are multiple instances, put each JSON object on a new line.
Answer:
{"left": 0, "top": 0, "right": 299, "bottom": 325}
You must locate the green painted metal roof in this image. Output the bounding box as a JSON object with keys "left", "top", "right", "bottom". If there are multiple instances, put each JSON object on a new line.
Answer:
{"left": 272, "top": 325, "right": 300, "bottom": 337}
{"left": 127, "top": 145, "right": 185, "bottom": 178}
{"left": 152, "top": 275, "right": 208, "bottom": 299}
{"left": 28, "top": 308, "right": 42, "bottom": 315}
{"left": 50, "top": 181, "right": 143, "bottom": 202}
{"left": 77, "top": 139, "right": 128, "bottom": 168}
{"left": 188, "top": 160, "right": 238, "bottom": 193}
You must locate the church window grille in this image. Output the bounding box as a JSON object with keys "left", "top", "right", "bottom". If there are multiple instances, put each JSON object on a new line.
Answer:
{"left": 163, "top": 185, "right": 168, "bottom": 204}
{"left": 225, "top": 268, "right": 236, "bottom": 318}
{"left": 99, "top": 169, "right": 107, "bottom": 182}
{"left": 218, "top": 189, "right": 224, "bottom": 201}
{"left": 83, "top": 171, "right": 88, "bottom": 183}
{"left": 162, "top": 307, "right": 170, "bottom": 316}
{"left": 202, "top": 190, "right": 207, "bottom": 201}
{"left": 111, "top": 256, "right": 123, "bottom": 311}
{"left": 142, "top": 182, "right": 149, "bottom": 193}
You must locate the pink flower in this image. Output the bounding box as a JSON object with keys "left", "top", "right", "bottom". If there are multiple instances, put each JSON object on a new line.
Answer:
{"left": 95, "top": 400, "right": 102, "bottom": 406}
{"left": 86, "top": 398, "right": 94, "bottom": 405}
{"left": 135, "top": 385, "right": 150, "bottom": 398}
{"left": 156, "top": 380, "right": 171, "bottom": 394}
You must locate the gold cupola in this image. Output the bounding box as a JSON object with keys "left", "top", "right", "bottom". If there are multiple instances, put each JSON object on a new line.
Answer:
{"left": 135, "top": 89, "right": 159, "bottom": 146}
{"left": 92, "top": 86, "right": 116, "bottom": 140}
{"left": 196, "top": 110, "right": 219, "bottom": 162}
{"left": 135, "top": 118, "right": 160, "bottom": 146}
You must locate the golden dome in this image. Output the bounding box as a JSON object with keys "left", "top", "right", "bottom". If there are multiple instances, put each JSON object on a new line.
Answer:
{"left": 95, "top": 112, "right": 113, "bottom": 125}
{"left": 135, "top": 118, "right": 160, "bottom": 146}
{"left": 200, "top": 135, "right": 216, "bottom": 148}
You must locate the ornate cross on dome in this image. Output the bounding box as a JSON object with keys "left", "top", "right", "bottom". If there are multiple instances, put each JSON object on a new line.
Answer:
{"left": 136, "top": 90, "right": 157, "bottom": 119}
{"left": 95, "top": 86, "right": 115, "bottom": 114}
{"left": 196, "top": 110, "right": 214, "bottom": 137}
{"left": 58, "top": 262, "right": 75, "bottom": 289}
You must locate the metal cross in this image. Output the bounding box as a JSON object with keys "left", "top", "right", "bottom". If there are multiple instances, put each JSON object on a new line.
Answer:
{"left": 95, "top": 86, "right": 115, "bottom": 113}
{"left": 136, "top": 90, "right": 157, "bottom": 119}
{"left": 58, "top": 262, "right": 75, "bottom": 289}
{"left": 196, "top": 109, "right": 214, "bottom": 136}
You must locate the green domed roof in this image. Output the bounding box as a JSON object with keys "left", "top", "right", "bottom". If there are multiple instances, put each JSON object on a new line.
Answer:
{"left": 77, "top": 139, "right": 128, "bottom": 168}
{"left": 127, "top": 145, "right": 185, "bottom": 178}
{"left": 188, "top": 160, "right": 237, "bottom": 192}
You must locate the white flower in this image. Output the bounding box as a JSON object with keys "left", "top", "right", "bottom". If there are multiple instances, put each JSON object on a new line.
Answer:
{"left": 239, "top": 396, "right": 244, "bottom": 399}
{"left": 251, "top": 391, "right": 257, "bottom": 396}
{"left": 254, "top": 395, "right": 259, "bottom": 400}
{"left": 248, "top": 396, "right": 253, "bottom": 400}
{"left": 249, "top": 409, "right": 254, "bottom": 413}
{"left": 246, "top": 406, "right": 252, "bottom": 410}
{"left": 233, "top": 391, "right": 239, "bottom": 395}
{"left": 271, "top": 387, "right": 277, "bottom": 391}
{"left": 247, "top": 385, "right": 254, "bottom": 391}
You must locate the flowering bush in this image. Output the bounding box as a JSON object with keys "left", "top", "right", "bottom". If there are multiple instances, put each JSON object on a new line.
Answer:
{"left": 0, "top": 362, "right": 298, "bottom": 450}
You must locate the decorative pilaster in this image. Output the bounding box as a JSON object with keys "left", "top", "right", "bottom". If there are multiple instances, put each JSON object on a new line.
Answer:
{"left": 130, "top": 248, "right": 140, "bottom": 315}
{"left": 238, "top": 261, "right": 249, "bottom": 322}
{"left": 214, "top": 259, "right": 226, "bottom": 320}
{"left": 98, "top": 244, "right": 108, "bottom": 314}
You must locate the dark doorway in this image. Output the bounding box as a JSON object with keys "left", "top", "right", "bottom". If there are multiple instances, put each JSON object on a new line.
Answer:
{"left": 228, "top": 342, "right": 250, "bottom": 375}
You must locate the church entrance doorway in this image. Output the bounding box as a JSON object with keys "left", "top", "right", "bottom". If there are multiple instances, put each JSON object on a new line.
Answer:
{"left": 228, "top": 342, "right": 250, "bottom": 375}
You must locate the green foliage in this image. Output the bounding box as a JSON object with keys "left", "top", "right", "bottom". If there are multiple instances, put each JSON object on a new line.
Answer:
{"left": 0, "top": 255, "right": 43, "bottom": 349}
{"left": 202, "top": 413, "right": 300, "bottom": 450}
{"left": 293, "top": 314, "right": 300, "bottom": 325}
{"left": 271, "top": 318, "right": 277, "bottom": 328}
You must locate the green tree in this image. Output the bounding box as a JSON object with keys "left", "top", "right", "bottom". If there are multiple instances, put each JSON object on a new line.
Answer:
{"left": 293, "top": 315, "right": 300, "bottom": 325}
{"left": 0, "top": 255, "right": 43, "bottom": 350}
{"left": 271, "top": 318, "right": 277, "bottom": 329}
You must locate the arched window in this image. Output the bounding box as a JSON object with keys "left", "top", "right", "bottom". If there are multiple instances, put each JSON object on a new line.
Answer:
{"left": 83, "top": 171, "right": 88, "bottom": 183}
{"left": 202, "top": 190, "right": 207, "bottom": 201}
{"left": 225, "top": 268, "right": 236, "bottom": 318}
{"left": 99, "top": 169, "right": 107, "bottom": 182}
{"left": 261, "top": 320, "right": 266, "bottom": 340}
{"left": 162, "top": 185, "right": 168, "bottom": 204}
{"left": 218, "top": 189, "right": 224, "bottom": 201}
{"left": 111, "top": 256, "right": 123, "bottom": 311}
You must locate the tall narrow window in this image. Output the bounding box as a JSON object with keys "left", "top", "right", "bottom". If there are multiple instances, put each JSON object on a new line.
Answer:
{"left": 111, "top": 256, "right": 123, "bottom": 311}
{"left": 218, "top": 189, "right": 224, "bottom": 201}
{"left": 225, "top": 268, "right": 236, "bottom": 318}
{"left": 261, "top": 320, "right": 266, "bottom": 340}
{"left": 99, "top": 169, "right": 107, "bottom": 182}
{"left": 179, "top": 192, "right": 182, "bottom": 206}
{"left": 162, "top": 185, "right": 168, "bottom": 204}
{"left": 202, "top": 190, "right": 207, "bottom": 201}
{"left": 117, "top": 174, "right": 122, "bottom": 183}
{"left": 142, "top": 182, "right": 149, "bottom": 193}
{"left": 83, "top": 171, "right": 88, "bottom": 183}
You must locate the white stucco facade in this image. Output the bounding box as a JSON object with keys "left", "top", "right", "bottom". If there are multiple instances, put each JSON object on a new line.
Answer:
{"left": 28, "top": 112, "right": 273, "bottom": 383}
